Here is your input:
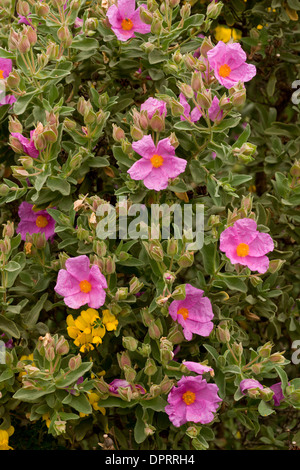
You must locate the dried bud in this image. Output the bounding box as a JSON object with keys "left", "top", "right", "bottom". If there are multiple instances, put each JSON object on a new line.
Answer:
{"left": 112, "top": 124, "right": 125, "bottom": 142}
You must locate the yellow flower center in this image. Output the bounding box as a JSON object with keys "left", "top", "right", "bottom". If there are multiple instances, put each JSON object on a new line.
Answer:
{"left": 182, "top": 390, "right": 196, "bottom": 405}
{"left": 219, "top": 64, "right": 231, "bottom": 78}
{"left": 177, "top": 307, "right": 189, "bottom": 320}
{"left": 150, "top": 154, "right": 164, "bottom": 168}
{"left": 79, "top": 280, "right": 92, "bottom": 293}
{"left": 35, "top": 215, "right": 48, "bottom": 228}
{"left": 121, "top": 18, "right": 134, "bottom": 31}
{"left": 236, "top": 242, "right": 250, "bottom": 257}
{"left": 0, "top": 70, "right": 4, "bottom": 79}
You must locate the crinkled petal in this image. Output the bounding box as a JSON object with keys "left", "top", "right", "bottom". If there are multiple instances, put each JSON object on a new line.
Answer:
{"left": 143, "top": 167, "right": 169, "bottom": 191}
{"left": 128, "top": 158, "right": 153, "bottom": 180}
{"left": 88, "top": 286, "right": 106, "bottom": 309}
{"left": 65, "top": 255, "right": 91, "bottom": 282}
{"left": 64, "top": 291, "right": 90, "bottom": 309}
{"left": 156, "top": 137, "right": 176, "bottom": 159}
{"left": 132, "top": 134, "right": 156, "bottom": 159}
{"left": 54, "top": 270, "right": 81, "bottom": 297}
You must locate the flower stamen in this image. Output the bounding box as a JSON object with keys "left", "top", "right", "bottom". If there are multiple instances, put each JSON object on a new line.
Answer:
{"left": 219, "top": 64, "right": 231, "bottom": 78}
{"left": 35, "top": 215, "right": 49, "bottom": 228}
{"left": 79, "top": 280, "right": 92, "bottom": 293}
{"left": 177, "top": 307, "right": 189, "bottom": 320}
{"left": 236, "top": 242, "right": 250, "bottom": 257}
{"left": 150, "top": 154, "right": 164, "bottom": 168}
{"left": 182, "top": 390, "right": 196, "bottom": 405}
{"left": 121, "top": 18, "right": 134, "bottom": 31}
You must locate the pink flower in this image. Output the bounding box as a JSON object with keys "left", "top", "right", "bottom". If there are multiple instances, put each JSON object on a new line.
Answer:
{"left": 10, "top": 130, "right": 39, "bottom": 158}
{"left": 140, "top": 97, "right": 167, "bottom": 120}
{"left": 219, "top": 218, "right": 274, "bottom": 274}
{"left": 128, "top": 135, "right": 187, "bottom": 191}
{"left": 109, "top": 379, "right": 146, "bottom": 395}
{"left": 54, "top": 255, "right": 107, "bottom": 310}
{"left": 0, "top": 58, "right": 13, "bottom": 79}
{"left": 207, "top": 41, "right": 256, "bottom": 89}
{"left": 240, "top": 379, "right": 263, "bottom": 394}
{"left": 18, "top": 14, "right": 33, "bottom": 26}
{"left": 168, "top": 284, "right": 214, "bottom": 341}
{"left": 165, "top": 375, "right": 222, "bottom": 427}
{"left": 0, "top": 94, "right": 16, "bottom": 107}
{"left": 17, "top": 201, "right": 56, "bottom": 241}
{"left": 106, "top": 0, "right": 151, "bottom": 42}
{"left": 208, "top": 96, "right": 223, "bottom": 122}
{"left": 270, "top": 382, "right": 285, "bottom": 406}
{"left": 179, "top": 93, "right": 202, "bottom": 122}
{"left": 183, "top": 361, "right": 214, "bottom": 376}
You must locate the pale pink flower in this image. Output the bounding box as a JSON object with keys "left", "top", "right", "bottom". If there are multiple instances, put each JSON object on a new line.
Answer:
{"left": 128, "top": 135, "right": 187, "bottom": 191}
{"left": 207, "top": 41, "right": 256, "bottom": 89}
{"left": 54, "top": 255, "right": 107, "bottom": 309}
{"left": 219, "top": 218, "right": 274, "bottom": 274}
{"left": 106, "top": 0, "right": 151, "bottom": 42}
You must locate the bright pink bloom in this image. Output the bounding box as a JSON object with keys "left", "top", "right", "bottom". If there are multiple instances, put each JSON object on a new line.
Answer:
{"left": 207, "top": 41, "right": 256, "bottom": 89}
{"left": 140, "top": 97, "right": 167, "bottom": 120}
{"left": 109, "top": 379, "right": 146, "bottom": 395}
{"left": 240, "top": 379, "right": 263, "bottom": 394}
{"left": 54, "top": 255, "right": 107, "bottom": 309}
{"left": 11, "top": 130, "right": 39, "bottom": 158}
{"left": 0, "top": 58, "right": 12, "bottom": 79}
{"left": 17, "top": 201, "right": 56, "bottom": 241}
{"left": 168, "top": 284, "right": 214, "bottom": 341}
{"left": 270, "top": 382, "right": 285, "bottom": 406}
{"left": 165, "top": 375, "right": 222, "bottom": 427}
{"left": 219, "top": 218, "right": 274, "bottom": 274}
{"left": 183, "top": 361, "right": 214, "bottom": 375}
{"left": 106, "top": 0, "right": 151, "bottom": 42}
{"left": 128, "top": 135, "right": 187, "bottom": 191}
{"left": 179, "top": 93, "right": 202, "bottom": 122}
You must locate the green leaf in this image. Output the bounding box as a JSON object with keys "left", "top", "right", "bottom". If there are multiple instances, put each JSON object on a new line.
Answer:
{"left": 63, "top": 394, "right": 92, "bottom": 415}
{"left": 55, "top": 362, "right": 93, "bottom": 388}
{"left": 201, "top": 243, "right": 218, "bottom": 275}
{"left": 0, "top": 316, "right": 20, "bottom": 338}
{"left": 22, "top": 293, "right": 48, "bottom": 328}
{"left": 47, "top": 177, "right": 71, "bottom": 195}
{"left": 134, "top": 406, "right": 147, "bottom": 444}
{"left": 13, "top": 385, "right": 56, "bottom": 402}
{"left": 258, "top": 400, "right": 275, "bottom": 417}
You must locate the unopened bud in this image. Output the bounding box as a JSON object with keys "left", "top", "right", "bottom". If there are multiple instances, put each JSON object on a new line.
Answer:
{"left": 122, "top": 336, "right": 138, "bottom": 351}
{"left": 144, "top": 357, "right": 157, "bottom": 376}
{"left": 68, "top": 354, "right": 82, "bottom": 370}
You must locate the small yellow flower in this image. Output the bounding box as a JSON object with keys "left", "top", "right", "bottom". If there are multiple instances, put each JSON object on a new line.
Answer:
{"left": 102, "top": 309, "right": 118, "bottom": 331}
{"left": 257, "top": 24, "right": 263, "bottom": 30}
{"left": 42, "top": 413, "right": 51, "bottom": 428}
{"left": 0, "top": 426, "right": 14, "bottom": 450}
{"left": 214, "top": 25, "right": 242, "bottom": 43}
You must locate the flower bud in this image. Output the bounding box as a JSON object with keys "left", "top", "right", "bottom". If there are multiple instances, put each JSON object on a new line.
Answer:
{"left": 186, "top": 426, "right": 199, "bottom": 438}
{"left": 0, "top": 184, "right": 9, "bottom": 196}
{"left": 160, "top": 375, "right": 174, "bottom": 394}
{"left": 144, "top": 357, "right": 157, "bottom": 376}
{"left": 171, "top": 284, "right": 186, "bottom": 300}
{"left": 26, "top": 27, "right": 37, "bottom": 46}
{"left": 112, "top": 124, "right": 125, "bottom": 142}
{"left": 140, "top": 6, "right": 153, "bottom": 24}
{"left": 68, "top": 354, "right": 82, "bottom": 370}
{"left": 131, "top": 125, "right": 144, "bottom": 141}
{"left": 115, "top": 287, "right": 128, "bottom": 301}
{"left": 18, "top": 35, "right": 31, "bottom": 54}
{"left": 123, "top": 365, "right": 136, "bottom": 383}
{"left": 149, "top": 318, "right": 163, "bottom": 340}
{"left": 129, "top": 276, "right": 144, "bottom": 295}
{"left": 36, "top": 2, "right": 50, "bottom": 16}
{"left": 57, "top": 26, "right": 72, "bottom": 48}
{"left": 197, "top": 89, "right": 212, "bottom": 109}
{"left": 258, "top": 341, "right": 273, "bottom": 358}
{"left": 19, "top": 156, "right": 34, "bottom": 170}
{"left": 6, "top": 71, "right": 21, "bottom": 89}
{"left": 290, "top": 160, "right": 300, "bottom": 177}
{"left": 268, "top": 259, "right": 285, "bottom": 274}
{"left": 180, "top": 3, "right": 191, "bottom": 19}
{"left": 259, "top": 387, "right": 274, "bottom": 402}
{"left": 141, "top": 308, "right": 154, "bottom": 327}
{"left": 269, "top": 352, "right": 285, "bottom": 363}
{"left": 216, "top": 324, "right": 230, "bottom": 343}
{"left": 167, "top": 324, "right": 184, "bottom": 344}
{"left": 200, "top": 37, "right": 214, "bottom": 57}
{"left": 117, "top": 351, "right": 131, "bottom": 369}
{"left": 149, "top": 114, "right": 165, "bottom": 132}
{"left": 149, "top": 384, "right": 161, "bottom": 397}
{"left": 138, "top": 342, "right": 151, "bottom": 357}
{"left": 206, "top": 0, "right": 223, "bottom": 19}
{"left": 122, "top": 336, "right": 138, "bottom": 351}
{"left": 179, "top": 83, "right": 194, "bottom": 99}
{"left": 45, "top": 345, "right": 55, "bottom": 362}
{"left": 167, "top": 238, "right": 178, "bottom": 256}
{"left": 118, "top": 386, "right": 132, "bottom": 401}
{"left": 151, "top": 17, "right": 162, "bottom": 35}
{"left": 2, "top": 221, "right": 14, "bottom": 238}
{"left": 178, "top": 251, "right": 194, "bottom": 268}
{"left": 56, "top": 336, "right": 69, "bottom": 355}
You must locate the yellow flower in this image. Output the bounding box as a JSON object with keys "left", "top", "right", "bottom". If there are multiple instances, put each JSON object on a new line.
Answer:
{"left": 214, "top": 25, "right": 242, "bottom": 43}
{"left": 0, "top": 426, "right": 14, "bottom": 450}
{"left": 42, "top": 413, "right": 51, "bottom": 428}
{"left": 67, "top": 309, "right": 106, "bottom": 353}
{"left": 102, "top": 309, "right": 118, "bottom": 331}
{"left": 257, "top": 24, "right": 263, "bottom": 30}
